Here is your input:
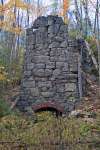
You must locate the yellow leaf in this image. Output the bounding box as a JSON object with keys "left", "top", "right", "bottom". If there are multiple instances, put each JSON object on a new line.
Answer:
{"left": 0, "top": 74, "right": 6, "bottom": 81}
{"left": 0, "top": 0, "right": 29, "bottom": 12}
{"left": 15, "top": 0, "right": 30, "bottom": 9}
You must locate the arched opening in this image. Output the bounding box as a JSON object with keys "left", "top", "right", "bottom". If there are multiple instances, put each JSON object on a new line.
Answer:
{"left": 32, "top": 101, "right": 64, "bottom": 117}
{"left": 35, "top": 107, "right": 62, "bottom": 116}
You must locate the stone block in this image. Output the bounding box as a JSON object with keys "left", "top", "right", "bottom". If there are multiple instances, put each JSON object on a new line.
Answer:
{"left": 60, "top": 41, "right": 68, "bottom": 48}
{"left": 38, "top": 81, "right": 52, "bottom": 88}
{"left": 33, "top": 16, "right": 48, "bottom": 28}
{"left": 24, "top": 71, "right": 31, "bottom": 77}
{"left": 32, "top": 69, "right": 45, "bottom": 77}
{"left": 55, "top": 17, "right": 64, "bottom": 24}
{"left": 56, "top": 84, "right": 65, "bottom": 93}
{"left": 35, "top": 63, "right": 45, "bottom": 69}
{"left": 54, "top": 24, "right": 61, "bottom": 34}
{"left": 27, "top": 77, "right": 34, "bottom": 81}
{"left": 46, "top": 62, "right": 55, "bottom": 69}
{"left": 56, "top": 62, "right": 64, "bottom": 68}
{"left": 48, "top": 25, "right": 55, "bottom": 34}
{"left": 39, "top": 27, "right": 47, "bottom": 32}
{"left": 30, "top": 88, "right": 39, "bottom": 97}
{"left": 59, "top": 25, "right": 68, "bottom": 33}
{"left": 26, "top": 28, "right": 33, "bottom": 35}
{"left": 57, "top": 56, "right": 66, "bottom": 62}
{"left": 49, "top": 42, "right": 60, "bottom": 48}
{"left": 54, "top": 36, "right": 64, "bottom": 42}
{"left": 27, "top": 63, "right": 35, "bottom": 70}
{"left": 47, "top": 15, "right": 63, "bottom": 25}
{"left": 62, "top": 63, "right": 69, "bottom": 71}
{"left": 50, "top": 57, "right": 56, "bottom": 62}
{"left": 50, "top": 56, "right": 66, "bottom": 62}
{"left": 47, "top": 15, "right": 55, "bottom": 25}
{"left": 40, "top": 87, "right": 48, "bottom": 92}
{"left": 27, "top": 44, "right": 35, "bottom": 50}
{"left": 37, "top": 49, "right": 49, "bottom": 56}
{"left": 68, "top": 40, "right": 77, "bottom": 47}
{"left": 53, "top": 69, "right": 61, "bottom": 77}
{"left": 34, "top": 77, "right": 47, "bottom": 82}
{"left": 48, "top": 33, "right": 54, "bottom": 38}
{"left": 28, "top": 33, "right": 36, "bottom": 45}
{"left": 41, "top": 92, "right": 54, "bottom": 98}
{"left": 50, "top": 49, "right": 57, "bottom": 57}
{"left": 22, "top": 81, "right": 35, "bottom": 88}
{"left": 32, "top": 56, "right": 49, "bottom": 63}
{"left": 45, "top": 69, "right": 53, "bottom": 77}
{"left": 50, "top": 48, "right": 65, "bottom": 56}
{"left": 70, "top": 64, "right": 78, "bottom": 72}
{"left": 36, "top": 30, "right": 47, "bottom": 44}
{"left": 65, "top": 83, "right": 76, "bottom": 92}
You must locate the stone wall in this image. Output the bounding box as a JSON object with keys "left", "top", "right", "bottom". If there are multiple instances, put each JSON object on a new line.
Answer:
{"left": 17, "top": 16, "right": 81, "bottom": 114}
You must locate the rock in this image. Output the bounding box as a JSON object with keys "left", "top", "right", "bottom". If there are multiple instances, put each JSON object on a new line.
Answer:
{"left": 55, "top": 17, "right": 64, "bottom": 24}
{"left": 85, "top": 112, "right": 97, "bottom": 119}
{"left": 48, "top": 25, "right": 55, "bottom": 34}
{"left": 68, "top": 40, "right": 77, "bottom": 47}
{"left": 27, "top": 63, "right": 35, "bottom": 70}
{"left": 32, "top": 56, "right": 49, "bottom": 63}
{"left": 38, "top": 81, "right": 52, "bottom": 88}
{"left": 44, "top": 69, "right": 53, "bottom": 77}
{"left": 53, "top": 69, "right": 61, "bottom": 77}
{"left": 27, "top": 33, "right": 36, "bottom": 44}
{"left": 56, "top": 85, "right": 65, "bottom": 93}
{"left": 40, "top": 87, "right": 48, "bottom": 92}
{"left": 54, "top": 24, "right": 61, "bottom": 34}
{"left": 54, "top": 36, "right": 63, "bottom": 42}
{"left": 26, "top": 28, "right": 33, "bottom": 35}
{"left": 46, "top": 62, "right": 55, "bottom": 69}
{"left": 49, "top": 42, "right": 60, "bottom": 48}
{"left": 22, "top": 81, "right": 35, "bottom": 88}
{"left": 70, "top": 110, "right": 83, "bottom": 118}
{"left": 60, "top": 41, "right": 68, "bottom": 48}
{"left": 30, "top": 88, "right": 39, "bottom": 97}
{"left": 41, "top": 92, "right": 54, "bottom": 98}
{"left": 32, "top": 69, "right": 45, "bottom": 77}
{"left": 33, "top": 16, "right": 48, "bottom": 28}
{"left": 70, "top": 64, "right": 78, "bottom": 72}
{"left": 65, "top": 83, "right": 76, "bottom": 92}
{"left": 48, "top": 23, "right": 60, "bottom": 35}
{"left": 35, "top": 63, "right": 45, "bottom": 69}
{"left": 36, "top": 29, "right": 47, "bottom": 44}
{"left": 60, "top": 25, "right": 68, "bottom": 33}
{"left": 70, "top": 110, "right": 97, "bottom": 119}
{"left": 90, "top": 75, "right": 97, "bottom": 82}
{"left": 63, "top": 63, "right": 69, "bottom": 71}
{"left": 83, "top": 118, "right": 95, "bottom": 123}
{"left": 56, "top": 62, "right": 64, "bottom": 68}
{"left": 47, "top": 15, "right": 55, "bottom": 25}
{"left": 23, "top": 71, "right": 31, "bottom": 77}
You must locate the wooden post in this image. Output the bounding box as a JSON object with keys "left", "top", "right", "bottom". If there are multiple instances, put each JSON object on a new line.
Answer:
{"left": 78, "top": 45, "right": 83, "bottom": 99}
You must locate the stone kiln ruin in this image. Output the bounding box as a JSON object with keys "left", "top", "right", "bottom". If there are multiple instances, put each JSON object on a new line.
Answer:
{"left": 17, "top": 16, "right": 86, "bottom": 114}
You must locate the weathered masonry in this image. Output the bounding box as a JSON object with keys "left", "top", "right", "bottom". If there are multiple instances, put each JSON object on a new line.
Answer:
{"left": 17, "top": 16, "right": 87, "bottom": 114}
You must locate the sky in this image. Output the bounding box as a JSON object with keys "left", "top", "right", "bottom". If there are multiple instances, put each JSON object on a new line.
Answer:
{"left": 42, "top": 0, "right": 52, "bottom": 6}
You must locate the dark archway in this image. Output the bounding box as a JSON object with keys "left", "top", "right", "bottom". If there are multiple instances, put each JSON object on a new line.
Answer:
{"left": 32, "top": 101, "right": 64, "bottom": 116}
{"left": 35, "top": 107, "right": 62, "bottom": 116}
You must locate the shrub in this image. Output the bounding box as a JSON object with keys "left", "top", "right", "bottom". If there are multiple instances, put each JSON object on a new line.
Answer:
{"left": 0, "top": 99, "right": 11, "bottom": 118}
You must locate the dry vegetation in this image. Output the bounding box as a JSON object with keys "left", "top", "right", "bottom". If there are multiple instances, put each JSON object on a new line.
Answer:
{"left": 0, "top": 110, "right": 100, "bottom": 150}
